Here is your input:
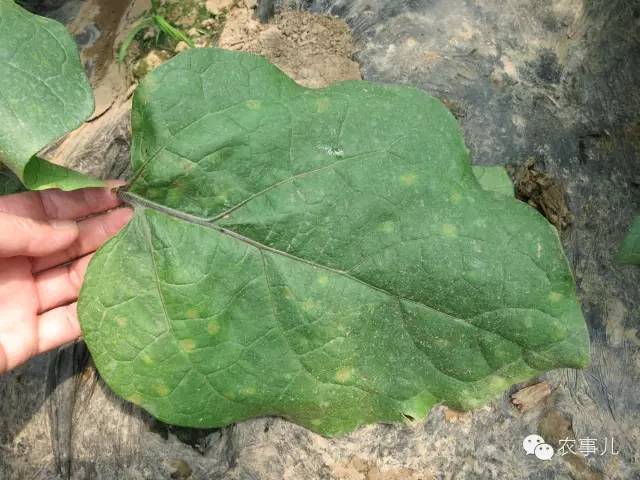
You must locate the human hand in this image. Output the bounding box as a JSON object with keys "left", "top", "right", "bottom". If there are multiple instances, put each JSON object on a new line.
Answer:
{"left": 0, "top": 182, "right": 133, "bottom": 374}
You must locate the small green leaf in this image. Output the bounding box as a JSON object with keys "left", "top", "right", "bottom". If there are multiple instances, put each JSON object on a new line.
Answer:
{"left": 0, "top": 164, "right": 25, "bottom": 195}
{"left": 79, "top": 49, "right": 589, "bottom": 437}
{"left": 153, "top": 15, "right": 194, "bottom": 48}
{"left": 0, "top": 1, "right": 103, "bottom": 191}
{"left": 472, "top": 165, "right": 514, "bottom": 197}
{"left": 617, "top": 216, "right": 640, "bottom": 265}
{"left": 117, "top": 16, "right": 154, "bottom": 64}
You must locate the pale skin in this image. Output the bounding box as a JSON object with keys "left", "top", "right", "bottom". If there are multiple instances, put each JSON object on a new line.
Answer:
{"left": 0, "top": 182, "right": 133, "bottom": 374}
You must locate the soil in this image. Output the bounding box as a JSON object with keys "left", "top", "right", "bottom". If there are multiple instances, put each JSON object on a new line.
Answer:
{"left": 219, "top": 7, "right": 361, "bottom": 87}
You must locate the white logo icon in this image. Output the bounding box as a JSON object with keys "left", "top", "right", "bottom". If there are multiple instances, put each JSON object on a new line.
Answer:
{"left": 523, "top": 434, "right": 555, "bottom": 460}
{"left": 534, "top": 443, "right": 555, "bottom": 460}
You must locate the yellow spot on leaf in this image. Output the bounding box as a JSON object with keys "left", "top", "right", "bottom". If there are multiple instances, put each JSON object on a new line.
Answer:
{"left": 548, "top": 292, "right": 563, "bottom": 302}
{"left": 441, "top": 224, "right": 457, "bottom": 237}
{"left": 154, "top": 383, "right": 169, "bottom": 396}
{"left": 186, "top": 308, "right": 199, "bottom": 319}
{"left": 380, "top": 220, "right": 395, "bottom": 233}
{"left": 450, "top": 191, "right": 462, "bottom": 203}
{"left": 487, "top": 376, "right": 509, "bottom": 392}
{"left": 302, "top": 298, "right": 316, "bottom": 312}
{"left": 246, "top": 99, "right": 262, "bottom": 109}
{"left": 335, "top": 367, "right": 354, "bottom": 383}
{"left": 336, "top": 323, "right": 349, "bottom": 334}
{"left": 317, "top": 275, "right": 329, "bottom": 286}
{"left": 207, "top": 320, "right": 220, "bottom": 335}
{"left": 180, "top": 339, "right": 195, "bottom": 352}
{"left": 116, "top": 317, "right": 127, "bottom": 327}
{"left": 400, "top": 173, "right": 417, "bottom": 186}
{"left": 103, "top": 360, "right": 118, "bottom": 375}
{"left": 141, "top": 354, "right": 153, "bottom": 365}
{"left": 241, "top": 386, "right": 256, "bottom": 396}
{"left": 127, "top": 393, "right": 143, "bottom": 405}
{"left": 316, "top": 97, "right": 329, "bottom": 113}
{"left": 283, "top": 287, "right": 294, "bottom": 300}
{"left": 311, "top": 418, "right": 322, "bottom": 426}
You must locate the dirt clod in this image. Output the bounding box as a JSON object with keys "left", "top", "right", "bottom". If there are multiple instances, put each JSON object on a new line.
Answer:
{"left": 174, "top": 41, "right": 191, "bottom": 53}
{"left": 167, "top": 458, "right": 192, "bottom": 480}
{"left": 133, "top": 50, "right": 171, "bottom": 80}
{"left": 205, "top": 0, "right": 234, "bottom": 16}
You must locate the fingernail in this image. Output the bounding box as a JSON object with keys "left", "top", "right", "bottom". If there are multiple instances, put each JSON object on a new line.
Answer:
{"left": 50, "top": 219, "right": 77, "bottom": 230}
{"left": 106, "top": 179, "right": 127, "bottom": 190}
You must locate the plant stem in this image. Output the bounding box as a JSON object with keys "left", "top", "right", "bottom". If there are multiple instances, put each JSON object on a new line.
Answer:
{"left": 153, "top": 15, "right": 195, "bottom": 48}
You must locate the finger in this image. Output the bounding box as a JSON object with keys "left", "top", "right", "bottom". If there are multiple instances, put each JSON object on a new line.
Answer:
{"left": 35, "top": 254, "right": 93, "bottom": 313}
{"left": 0, "top": 257, "right": 34, "bottom": 306}
{"left": 0, "top": 304, "right": 36, "bottom": 374}
{"left": 37, "top": 303, "right": 81, "bottom": 356}
{"left": 31, "top": 207, "right": 133, "bottom": 273}
{"left": 0, "top": 179, "right": 125, "bottom": 221}
{"left": 0, "top": 341, "right": 5, "bottom": 374}
{"left": 0, "top": 211, "right": 79, "bottom": 258}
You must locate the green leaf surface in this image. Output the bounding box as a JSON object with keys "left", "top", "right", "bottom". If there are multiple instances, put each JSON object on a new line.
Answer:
{"left": 0, "top": 0, "right": 103, "bottom": 190}
{"left": 79, "top": 49, "right": 590, "bottom": 436}
{"left": 472, "top": 165, "right": 514, "bottom": 197}
{"left": 617, "top": 216, "right": 640, "bottom": 265}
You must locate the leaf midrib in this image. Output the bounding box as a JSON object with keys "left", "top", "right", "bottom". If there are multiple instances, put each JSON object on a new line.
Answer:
{"left": 121, "top": 190, "right": 553, "bottom": 351}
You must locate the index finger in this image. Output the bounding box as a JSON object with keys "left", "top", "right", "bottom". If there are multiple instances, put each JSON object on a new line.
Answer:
{"left": 0, "top": 180, "right": 125, "bottom": 221}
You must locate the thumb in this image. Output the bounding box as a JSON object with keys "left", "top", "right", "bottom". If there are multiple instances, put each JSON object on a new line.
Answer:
{"left": 0, "top": 211, "right": 79, "bottom": 258}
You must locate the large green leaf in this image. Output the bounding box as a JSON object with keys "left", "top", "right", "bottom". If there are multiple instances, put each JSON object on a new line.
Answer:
{"left": 0, "top": 0, "right": 103, "bottom": 190}
{"left": 79, "top": 49, "right": 589, "bottom": 437}
{"left": 617, "top": 216, "right": 640, "bottom": 265}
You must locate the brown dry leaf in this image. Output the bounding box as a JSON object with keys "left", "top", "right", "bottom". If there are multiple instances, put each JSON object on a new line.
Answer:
{"left": 510, "top": 382, "right": 551, "bottom": 412}
{"left": 508, "top": 160, "right": 572, "bottom": 230}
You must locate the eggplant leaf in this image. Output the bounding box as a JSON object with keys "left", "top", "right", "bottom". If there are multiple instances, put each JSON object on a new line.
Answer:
{"left": 0, "top": 0, "right": 103, "bottom": 190}
{"left": 79, "top": 49, "right": 589, "bottom": 436}
{"left": 617, "top": 216, "right": 640, "bottom": 265}
{"left": 472, "top": 165, "right": 514, "bottom": 197}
